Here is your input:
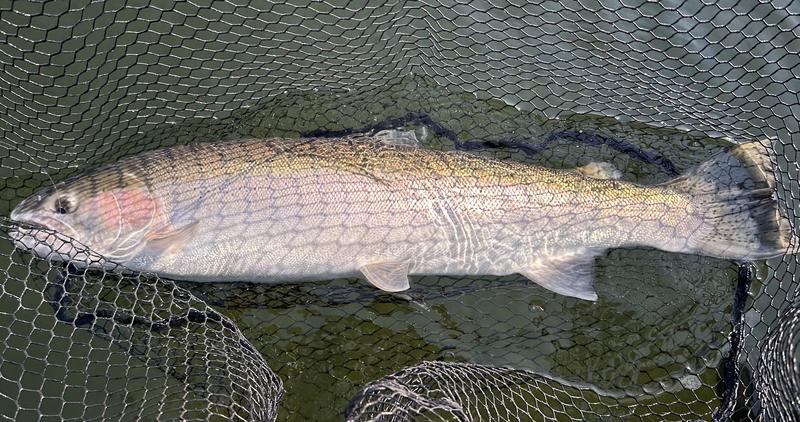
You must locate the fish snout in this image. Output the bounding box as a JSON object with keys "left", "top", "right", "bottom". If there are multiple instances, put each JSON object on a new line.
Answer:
{"left": 8, "top": 205, "right": 75, "bottom": 242}
{"left": 9, "top": 203, "right": 24, "bottom": 222}
{"left": 10, "top": 194, "right": 47, "bottom": 221}
{"left": 9, "top": 208, "right": 47, "bottom": 231}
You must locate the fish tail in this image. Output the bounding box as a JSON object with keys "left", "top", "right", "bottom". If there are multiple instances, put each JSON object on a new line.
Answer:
{"left": 666, "top": 139, "right": 795, "bottom": 260}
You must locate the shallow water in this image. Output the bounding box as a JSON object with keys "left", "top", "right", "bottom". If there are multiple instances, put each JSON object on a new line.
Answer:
{"left": 0, "top": 74, "right": 774, "bottom": 420}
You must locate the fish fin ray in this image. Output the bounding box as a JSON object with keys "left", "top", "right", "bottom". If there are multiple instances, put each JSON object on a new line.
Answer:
{"left": 666, "top": 139, "right": 795, "bottom": 259}
{"left": 143, "top": 220, "right": 199, "bottom": 255}
{"left": 360, "top": 260, "right": 411, "bottom": 292}
{"left": 519, "top": 249, "right": 602, "bottom": 301}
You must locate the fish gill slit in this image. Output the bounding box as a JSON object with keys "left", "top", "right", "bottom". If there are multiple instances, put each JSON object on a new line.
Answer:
{"left": 107, "top": 216, "right": 155, "bottom": 262}
{"left": 104, "top": 237, "right": 143, "bottom": 262}
{"left": 108, "top": 189, "right": 125, "bottom": 247}
{"left": 103, "top": 221, "right": 155, "bottom": 261}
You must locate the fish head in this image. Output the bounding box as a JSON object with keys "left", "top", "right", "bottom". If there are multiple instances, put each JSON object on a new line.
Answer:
{"left": 9, "top": 169, "right": 165, "bottom": 266}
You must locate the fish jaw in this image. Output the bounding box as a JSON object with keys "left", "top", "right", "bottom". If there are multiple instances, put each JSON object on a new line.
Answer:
{"left": 8, "top": 207, "right": 98, "bottom": 267}
{"left": 8, "top": 222, "right": 92, "bottom": 266}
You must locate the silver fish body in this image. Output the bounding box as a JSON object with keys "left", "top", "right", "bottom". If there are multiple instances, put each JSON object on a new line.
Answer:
{"left": 9, "top": 136, "right": 794, "bottom": 300}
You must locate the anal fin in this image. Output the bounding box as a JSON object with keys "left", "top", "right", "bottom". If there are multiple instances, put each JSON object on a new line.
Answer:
{"left": 360, "top": 260, "right": 411, "bottom": 292}
{"left": 519, "top": 249, "right": 603, "bottom": 301}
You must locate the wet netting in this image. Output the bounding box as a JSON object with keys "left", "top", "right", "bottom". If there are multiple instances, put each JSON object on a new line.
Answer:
{"left": 1, "top": 1, "right": 799, "bottom": 421}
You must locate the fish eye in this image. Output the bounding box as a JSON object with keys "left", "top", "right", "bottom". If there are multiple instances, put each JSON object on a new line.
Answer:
{"left": 54, "top": 196, "right": 75, "bottom": 214}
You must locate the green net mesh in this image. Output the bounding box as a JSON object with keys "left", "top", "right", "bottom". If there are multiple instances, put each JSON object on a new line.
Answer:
{"left": 1, "top": 1, "right": 798, "bottom": 421}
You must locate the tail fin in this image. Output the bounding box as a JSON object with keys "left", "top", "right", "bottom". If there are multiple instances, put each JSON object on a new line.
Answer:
{"left": 666, "top": 139, "right": 795, "bottom": 260}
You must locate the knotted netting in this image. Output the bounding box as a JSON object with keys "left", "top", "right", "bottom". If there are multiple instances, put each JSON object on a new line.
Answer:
{"left": 1, "top": 1, "right": 798, "bottom": 421}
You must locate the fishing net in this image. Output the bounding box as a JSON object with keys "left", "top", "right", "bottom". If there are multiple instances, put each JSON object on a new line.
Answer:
{"left": 1, "top": 0, "right": 798, "bottom": 421}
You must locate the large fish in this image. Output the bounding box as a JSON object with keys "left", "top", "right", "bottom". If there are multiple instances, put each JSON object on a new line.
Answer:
{"left": 8, "top": 133, "right": 795, "bottom": 300}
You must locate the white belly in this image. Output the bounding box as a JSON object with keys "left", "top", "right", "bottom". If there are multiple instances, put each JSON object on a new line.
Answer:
{"left": 128, "top": 171, "right": 532, "bottom": 283}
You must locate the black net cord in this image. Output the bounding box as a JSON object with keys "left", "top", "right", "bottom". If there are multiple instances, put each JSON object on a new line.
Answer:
{"left": 302, "top": 112, "right": 678, "bottom": 174}
{"left": 46, "top": 264, "right": 257, "bottom": 352}
{"left": 714, "top": 263, "right": 753, "bottom": 421}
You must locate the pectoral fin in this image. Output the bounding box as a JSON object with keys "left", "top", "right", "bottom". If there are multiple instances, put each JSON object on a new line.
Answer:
{"left": 143, "top": 220, "right": 199, "bottom": 256}
{"left": 359, "top": 260, "right": 411, "bottom": 292}
{"left": 519, "top": 250, "right": 603, "bottom": 301}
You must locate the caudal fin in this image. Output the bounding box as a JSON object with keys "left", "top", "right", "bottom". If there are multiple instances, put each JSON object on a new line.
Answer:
{"left": 666, "top": 139, "right": 795, "bottom": 260}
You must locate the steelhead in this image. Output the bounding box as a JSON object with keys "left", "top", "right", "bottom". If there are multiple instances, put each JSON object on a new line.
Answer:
{"left": 9, "top": 134, "right": 795, "bottom": 300}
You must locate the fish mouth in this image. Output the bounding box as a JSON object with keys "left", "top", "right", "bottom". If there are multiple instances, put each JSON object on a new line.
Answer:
{"left": 6, "top": 217, "right": 55, "bottom": 248}
{"left": 7, "top": 212, "right": 78, "bottom": 246}
{"left": 7, "top": 215, "right": 95, "bottom": 265}
{"left": 9, "top": 218, "right": 50, "bottom": 232}
{"left": 8, "top": 215, "right": 61, "bottom": 235}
